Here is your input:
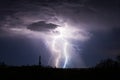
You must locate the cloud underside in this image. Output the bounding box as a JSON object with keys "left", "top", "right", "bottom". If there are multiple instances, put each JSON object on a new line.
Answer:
{"left": 27, "top": 21, "right": 58, "bottom": 32}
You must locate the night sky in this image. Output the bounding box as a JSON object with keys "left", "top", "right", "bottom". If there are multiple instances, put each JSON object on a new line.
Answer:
{"left": 0, "top": 0, "right": 120, "bottom": 68}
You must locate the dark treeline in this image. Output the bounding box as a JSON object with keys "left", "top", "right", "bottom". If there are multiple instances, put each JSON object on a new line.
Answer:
{"left": 0, "top": 56, "right": 120, "bottom": 79}
{"left": 95, "top": 55, "right": 120, "bottom": 68}
{"left": 1, "top": 55, "right": 120, "bottom": 68}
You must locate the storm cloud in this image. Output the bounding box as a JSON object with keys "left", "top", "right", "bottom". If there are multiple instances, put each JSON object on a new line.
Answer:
{"left": 0, "top": 0, "right": 120, "bottom": 67}
{"left": 0, "top": 0, "right": 120, "bottom": 31}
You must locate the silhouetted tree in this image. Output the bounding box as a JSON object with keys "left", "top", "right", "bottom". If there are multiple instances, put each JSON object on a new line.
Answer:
{"left": 116, "top": 55, "right": 120, "bottom": 63}
{"left": 95, "top": 58, "right": 116, "bottom": 68}
{"left": 0, "top": 61, "right": 6, "bottom": 67}
{"left": 115, "top": 55, "right": 120, "bottom": 67}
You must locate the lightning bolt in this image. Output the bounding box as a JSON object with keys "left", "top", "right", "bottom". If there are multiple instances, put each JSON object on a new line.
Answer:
{"left": 52, "top": 37, "right": 69, "bottom": 68}
{"left": 47, "top": 22, "right": 89, "bottom": 68}
{"left": 63, "top": 42, "right": 68, "bottom": 68}
{"left": 51, "top": 26, "right": 69, "bottom": 68}
{"left": 52, "top": 36, "right": 61, "bottom": 68}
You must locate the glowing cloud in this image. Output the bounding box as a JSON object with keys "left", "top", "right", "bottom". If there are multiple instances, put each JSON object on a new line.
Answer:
{"left": 45, "top": 21, "right": 90, "bottom": 68}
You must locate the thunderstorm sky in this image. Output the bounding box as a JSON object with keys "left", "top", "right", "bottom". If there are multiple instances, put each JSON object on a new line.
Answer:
{"left": 0, "top": 0, "right": 120, "bottom": 68}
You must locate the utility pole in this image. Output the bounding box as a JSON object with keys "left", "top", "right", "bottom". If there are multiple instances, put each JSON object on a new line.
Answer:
{"left": 39, "top": 56, "right": 41, "bottom": 66}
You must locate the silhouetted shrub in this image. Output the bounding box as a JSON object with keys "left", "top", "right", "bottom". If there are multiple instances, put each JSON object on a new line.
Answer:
{"left": 0, "top": 62, "right": 6, "bottom": 67}
{"left": 95, "top": 57, "right": 120, "bottom": 68}
{"left": 116, "top": 55, "right": 120, "bottom": 63}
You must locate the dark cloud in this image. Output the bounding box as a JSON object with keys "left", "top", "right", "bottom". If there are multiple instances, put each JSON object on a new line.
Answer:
{"left": 0, "top": 0, "right": 120, "bottom": 32}
{"left": 27, "top": 21, "right": 58, "bottom": 32}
